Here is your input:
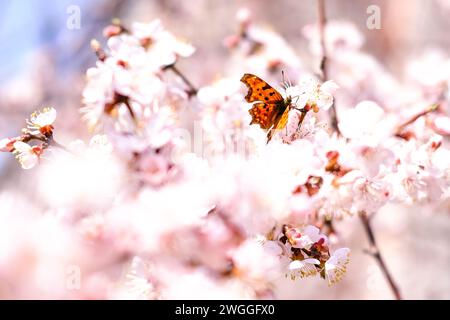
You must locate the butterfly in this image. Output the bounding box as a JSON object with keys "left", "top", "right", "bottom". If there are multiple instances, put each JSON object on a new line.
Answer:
{"left": 240, "top": 73, "right": 293, "bottom": 143}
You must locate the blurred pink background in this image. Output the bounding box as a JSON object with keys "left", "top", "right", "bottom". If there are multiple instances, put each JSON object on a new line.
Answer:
{"left": 0, "top": 0, "right": 449, "bottom": 299}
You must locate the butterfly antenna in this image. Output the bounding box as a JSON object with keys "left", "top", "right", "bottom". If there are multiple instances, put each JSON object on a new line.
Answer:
{"left": 286, "top": 72, "right": 292, "bottom": 88}
{"left": 281, "top": 69, "right": 288, "bottom": 90}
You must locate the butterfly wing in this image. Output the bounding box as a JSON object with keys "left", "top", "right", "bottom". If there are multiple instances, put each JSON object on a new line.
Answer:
{"left": 241, "top": 73, "right": 290, "bottom": 142}
{"left": 267, "top": 106, "right": 290, "bottom": 142}
{"left": 248, "top": 102, "right": 279, "bottom": 129}
{"left": 240, "top": 73, "right": 283, "bottom": 103}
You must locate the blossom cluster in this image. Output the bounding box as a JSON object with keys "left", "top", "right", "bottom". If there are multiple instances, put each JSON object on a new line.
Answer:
{"left": 0, "top": 9, "right": 449, "bottom": 299}
{"left": 1, "top": 107, "right": 57, "bottom": 169}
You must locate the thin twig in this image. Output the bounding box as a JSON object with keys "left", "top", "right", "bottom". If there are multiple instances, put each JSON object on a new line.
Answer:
{"left": 123, "top": 98, "right": 137, "bottom": 122}
{"left": 22, "top": 133, "right": 72, "bottom": 154}
{"left": 113, "top": 93, "right": 138, "bottom": 126}
{"left": 317, "top": 0, "right": 340, "bottom": 135}
{"left": 21, "top": 134, "right": 46, "bottom": 143}
{"left": 395, "top": 103, "right": 439, "bottom": 136}
{"left": 317, "top": 0, "right": 328, "bottom": 82}
{"left": 165, "top": 64, "right": 198, "bottom": 97}
{"left": 48, "top": 138, "right": 71, "bottom": 153}
{"left": 360, "top": 212, "right": 402, "bottom": 300}
{"left": 297, "top": 111, "right": 307, "bottom": 130}
{"left": 288, "top": 109, "right": 309, "bottom": 141}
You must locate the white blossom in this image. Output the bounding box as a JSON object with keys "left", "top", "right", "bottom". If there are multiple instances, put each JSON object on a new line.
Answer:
{"left": 12, "top": 141, "right": 41, "bottom": 169}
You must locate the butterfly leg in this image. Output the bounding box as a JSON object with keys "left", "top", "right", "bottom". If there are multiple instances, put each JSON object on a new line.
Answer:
{"left": 290, "top": 95, "right": 301, "bottom": 108}
{"left": 290, "top": 96, "right": 307, "bottom": 113}
{"left": 290, "top": 106, "right": 308, "bottom": 113}
{"left": 266, "top": 128, "right": 274, "bottom": 144}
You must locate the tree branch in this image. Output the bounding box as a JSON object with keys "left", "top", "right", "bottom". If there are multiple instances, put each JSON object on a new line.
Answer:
{"left": 317, "top": 0, "right": 340, "bottom": 135}
{"left": 317, "top": 0, "right": 328, "bottom": 82}
{"left": 165, "top": 64, "right": 198, "bottom": 97}
{"left": 395, "top": 103, "right": 439, "bottom": 137}
{"left": 360, "top": 212, "right": 402, "bottom": 300}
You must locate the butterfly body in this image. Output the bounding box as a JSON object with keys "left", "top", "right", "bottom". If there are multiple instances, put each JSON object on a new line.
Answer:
{"left": 240, "top": 73, "right": 291, "bottom": 142}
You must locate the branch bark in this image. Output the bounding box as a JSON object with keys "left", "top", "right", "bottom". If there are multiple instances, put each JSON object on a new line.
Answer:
{"left": 165, "top": 64, "right": 198, "bottom": 97}
{"left": 395, "top": 103, "right": 439, "bottom": 137}
{"left": 317, "top": 0, "right": 340, "bottom": 135}
{"left": 360, "top": 212, "right": 402, "bottom": 300}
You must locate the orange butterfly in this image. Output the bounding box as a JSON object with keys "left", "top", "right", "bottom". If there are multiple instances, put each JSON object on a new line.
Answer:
{"left": 240, "top": 73, "right": 292, "bottom": 143}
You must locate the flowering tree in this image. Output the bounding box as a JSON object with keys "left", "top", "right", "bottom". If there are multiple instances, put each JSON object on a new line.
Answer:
{"left": 0, "top": 2, "right": 449, "bottom": 300}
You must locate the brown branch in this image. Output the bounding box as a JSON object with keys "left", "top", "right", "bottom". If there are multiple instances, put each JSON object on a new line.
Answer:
{"left": 297, "top": 110, "right": 307, "bottom": 130}
{"left": 317, "top": 0, "right": 328, "bottom": 82}
{"left": 360, "top": 212, "right": 402, "bottom": 300}
{"left": 165, "top": 64, "right": 198, "bottom": 97}
{"left": 395, "top": 103, "right": 439, "bottom": 136}
{"left": 21, "top": 133, "right": 46, "bottom": 143}
{"left": 112, "top": 93, "right": 138, "bottom": 125}
{"left": 207, "top": 206, "right": 245, "bottom": 242}
{"left": 123, "top": 98, "right": 137, "bottom": 122}
{"left": 317, "top": 0, "right": 340, "bottom": 135}
{"left": 287, "top": 109, "right": 309, "bottom": 140}
{"left": 48, "top": 138, "right": 71, "bottom": 153}
{"left": 20, "top": 133, "right": 72, "bottom": 154}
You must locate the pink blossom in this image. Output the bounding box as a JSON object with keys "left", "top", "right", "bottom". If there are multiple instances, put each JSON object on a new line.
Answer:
{"left": 231, "top": 239, "right": 283, "bottom": 284}
{"left": 13, "top": 141, "right": 42, "bottom": 169}
{"left": 26, "top": 107, "right": 57, "bottom": 136}
{"left": 432, "top": 116, "right": 450, "bottom": 135}
{"left": 325, "top": 248, "right": 350, "bottom": 286}
{"left": 339, "top": 101, "right": 396, "bottom": 148}
{"left": 0, "top": 137, "right": 18, "bottom": 152}
{"left": 289, "top": 258, "right": 320, "bottom": 278}
{"left": 286, "top": 77, "right": 338, "bottom": 112}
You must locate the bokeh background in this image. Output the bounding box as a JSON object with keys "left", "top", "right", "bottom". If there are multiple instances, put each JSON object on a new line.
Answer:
{"left": 0, "top": 0, "right": 449, "bottom": 299}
